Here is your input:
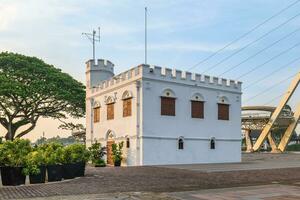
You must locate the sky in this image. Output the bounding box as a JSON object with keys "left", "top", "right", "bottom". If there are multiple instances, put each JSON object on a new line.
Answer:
{"left": 0, "top": 0, "right": 299, "bottom": 140}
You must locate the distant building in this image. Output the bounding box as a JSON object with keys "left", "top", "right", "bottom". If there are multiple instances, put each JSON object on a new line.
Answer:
{"left": 86, "top": 59, "right": 242, "bottom": 166}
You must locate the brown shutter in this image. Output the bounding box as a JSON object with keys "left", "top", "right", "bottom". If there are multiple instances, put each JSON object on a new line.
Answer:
{"left": 93, "top": 107, "right": 100, "bottom": 123}
{"left": 123, "top": 98, "right": 132, "bottom": 117}
{"left": 107, "top": 103, "right": 114, "bottom": 120}
{"left": 191, "top": 101, "right": 204, "bottom": 118}
{"left": 218, "top": 104, "right": 229, "bottom": 120}
{"left": 161, "top": 97, "right": 175, "bottom": 116}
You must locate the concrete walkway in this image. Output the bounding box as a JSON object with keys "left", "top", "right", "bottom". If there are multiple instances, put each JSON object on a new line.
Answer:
{"left": 160, "top": 153, "right": 300, "bottom": 172}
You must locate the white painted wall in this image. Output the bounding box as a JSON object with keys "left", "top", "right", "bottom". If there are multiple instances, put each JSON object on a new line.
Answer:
{"left": 86, "top": 61, "right": 242, "bottom": 166}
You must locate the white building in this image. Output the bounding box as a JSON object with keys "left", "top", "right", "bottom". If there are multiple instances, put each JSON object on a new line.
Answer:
{"left": 86, "top": 59, "right": 242, "bottom": 166}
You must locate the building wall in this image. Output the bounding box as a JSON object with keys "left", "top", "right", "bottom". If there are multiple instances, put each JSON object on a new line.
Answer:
{"left": 141, "top": 66, "right": 242, "bottom": 165}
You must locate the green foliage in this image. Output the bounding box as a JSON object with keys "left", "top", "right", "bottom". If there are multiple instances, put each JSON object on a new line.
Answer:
{"left": 62, "top": 143, "right": 90, "bottom": 164}
{"left": 40, "top": 142, "right": 64, "bottom": 165}
{"left": 112, "top": 142, "right": 124, "bottom": 163}
{"left": 23, "top": 150, "right": 46, "bottom": 175}
{"left": 94, "top": 159, "right": 106, "bottom": 167}
{"left": 35, "top": 136, "right": 76, "bottom": 146}
{"left": 0, "top": 139, "right": 32, "bottom": 167}
{"left": 286, "top": 143, "right": 300, "bottom": 151}
{"left": 88, "top": 142, "right": 106, "bottom": 165}
{"left": 0, "top": 52, "right": 85, "bottom": 140}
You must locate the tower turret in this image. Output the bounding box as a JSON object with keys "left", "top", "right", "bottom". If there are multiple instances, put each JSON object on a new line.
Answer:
{"left": 86, "top": 59, "right": 115, "bottom": 89}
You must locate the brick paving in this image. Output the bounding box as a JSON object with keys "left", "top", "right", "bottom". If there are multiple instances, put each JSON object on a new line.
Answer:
{"left": 2, "top": 166, "right": 300, "bottom": 199}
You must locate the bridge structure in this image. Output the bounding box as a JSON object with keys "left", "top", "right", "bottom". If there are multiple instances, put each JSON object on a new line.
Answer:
{"left": 242, "top": 72, "right": 300, "bottom": 153}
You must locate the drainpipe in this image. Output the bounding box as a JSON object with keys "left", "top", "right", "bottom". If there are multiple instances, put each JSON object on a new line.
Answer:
{"left": 90, "top": 98, "right": 94, "bottom": 145}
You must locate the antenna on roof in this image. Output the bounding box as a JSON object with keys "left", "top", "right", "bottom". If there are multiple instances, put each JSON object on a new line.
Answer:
{"left": 82, "top": 27, "right": 101, "bottom": 61}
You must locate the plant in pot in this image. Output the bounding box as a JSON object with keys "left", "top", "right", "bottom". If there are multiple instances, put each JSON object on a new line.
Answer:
{"left": 88, "top": 142, "right": 107, "bottom": 167}
{"left": 43, "top": 142, "right": 64, "bottom": 182}
{"left": 112, "top": 141, "right": 124, "bottom": 167}
{"left": 23, "top": 150, "right": 47, "bottom": 184}
{"left": 61, "top": 143, "right": 90, "bottom": 179}
{"left": 0, "top": 139, "right": 32, "bottom": 186}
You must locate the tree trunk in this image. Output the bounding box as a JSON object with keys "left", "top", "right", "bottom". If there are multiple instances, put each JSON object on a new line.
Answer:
{"left": 5, "top": 122, "right": 15, "bottom": 141}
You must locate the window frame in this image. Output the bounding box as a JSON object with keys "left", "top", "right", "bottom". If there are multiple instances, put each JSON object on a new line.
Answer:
{"left": 178, "top": 138, "right": 184, "bottom": 150}
{"left": 161, "top": 96, "right": 176, "bottom": 116}
{"left": 218, "top": 103, "right": 229, "bottom": 120}
{"left": 93, "top": 107, "right": 100, "bottom": 123}
{"left": 123, "top": 98, "right": 132, "bottom": 117}
{"left": 191, "top": 100, "right": 204, "bottom": 119}
{"left": 107, "top": 103, "right": 115, "bottom": 120}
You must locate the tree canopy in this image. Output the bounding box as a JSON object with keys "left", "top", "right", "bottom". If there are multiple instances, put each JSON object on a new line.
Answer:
{"left": 0, "top": 52, "right": 85, "bottom": 140}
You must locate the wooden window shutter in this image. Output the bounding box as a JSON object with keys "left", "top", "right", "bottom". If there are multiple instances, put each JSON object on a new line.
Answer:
{"left": 93, "top": 107, "right": 100, "bottom": 123}
{"left": 123, "top": 98, "right": 132, "bottom": 117}
{"left": 218, "top": 104, "right": 229, "bottom": 120}
{"left": 107, "top": 103, "right": 114, "bottom": 120}
{"left": 161, "top": 97, "right": 176, "bottom": 116}
{"left": 191, "top": 101, "right": 204, "bottom": 118}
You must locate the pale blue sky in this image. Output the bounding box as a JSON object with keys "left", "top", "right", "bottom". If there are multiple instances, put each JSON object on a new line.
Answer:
{"left": 0, "top": 0, "right": 299, "bottom": 139}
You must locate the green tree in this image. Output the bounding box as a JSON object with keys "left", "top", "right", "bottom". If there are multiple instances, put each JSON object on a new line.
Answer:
{"left": 0, "top": 52, "right": 85, "bottom": 140}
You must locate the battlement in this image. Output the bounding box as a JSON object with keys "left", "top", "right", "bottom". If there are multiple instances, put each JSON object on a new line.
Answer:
{"left": 88, "top": 64, "right": 242, "bottom": 95}
{"left": 86, "top": 59, "right": 114, "bottom": 72}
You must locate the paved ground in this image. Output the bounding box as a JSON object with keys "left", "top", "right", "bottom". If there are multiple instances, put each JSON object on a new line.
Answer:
{"left": 161, "top": 153, "right": 300, "bottom": 172}
{"left": 7, "top": 184, "right": 300, "bottom": 199}
{"left": 1, "top": 153, "right": 300, "bottom": 199}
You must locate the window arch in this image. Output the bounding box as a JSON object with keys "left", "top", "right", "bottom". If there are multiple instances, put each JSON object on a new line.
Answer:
{"left": 161, "top": 89, "right": 176, "bottom": 116}
{"left": 178, "top": 137, "right": 184, "bottom": 150}
{"left": 93, "top": 101, "right": 101, "bottom": 123}
{"left": 122, "top": 91, "right": 133, "bottom": 117}
{"left": 105, "top": 96, "right": 115, "bottom": 120}
{"left": 191, "top": 93, "right": 204, "bottom": 118}
{"left": 210, "top": 137, "right": 216, "bottom": 149}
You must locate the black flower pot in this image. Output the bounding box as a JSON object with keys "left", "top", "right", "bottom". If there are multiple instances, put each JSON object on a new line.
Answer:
{"left": 114, "top": 160, "right": 121, "bottom": 167}
{"left": 74, "top": 162, "right": 85, "bottom": 177}
{"left": 1, "top": 166, "right": 26, "bottom": 186}
{"left": 47, "top": 164, "right": 63, "bottom": 182}
{"left": 62, "top": 163, "right": 77, "bottom": 179}
{"left": 29, "top": 166, "right": 46, "bottom": 184}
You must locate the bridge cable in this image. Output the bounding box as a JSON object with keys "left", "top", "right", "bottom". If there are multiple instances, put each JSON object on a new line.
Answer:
{"left": 244, "top": 56, "right": 300, "bottom": 90}
{"left": 201, "top": 12, "right": 300, "bottom": 74}
{"left": 187, "top": 0, "right": 300, "bottom": 71}
{"left": 218, "top": 27, "right": 300, "bottom": 77}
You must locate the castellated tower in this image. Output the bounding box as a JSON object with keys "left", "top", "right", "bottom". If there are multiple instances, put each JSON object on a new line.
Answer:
{"left": 86, "top": 59, "right": 115, "bottom": 89}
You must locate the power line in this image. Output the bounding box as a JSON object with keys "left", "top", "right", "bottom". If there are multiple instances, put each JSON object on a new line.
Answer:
{"left": 243, "top": 73, "right": 296, "bottom": 103}
{"left": 244, "top": 56, "right": 300, "bottom": 90}
{"left": 188, "top": 0, "right": 300, "bottom": 71}
{"left": 218, "top": 27, "right": 300, "bottom": 76}
{"left": 201, "top": 12, "right": 300, "bottom": 74}
{"left": 236, "top": 40, "right": 300, "bottom": 80}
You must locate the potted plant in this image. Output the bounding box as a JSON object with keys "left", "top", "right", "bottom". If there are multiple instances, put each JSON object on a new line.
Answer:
{"left": 61, "top": 143, "right": 90, "bottom": 179}
{"left": 42, "top": 142, "right": 64, "bottom": 182}
{"left": 112, "top": 141, "right": 124, "bottom": 167}
{"left": 88, "top": 142, "right": 107, "bottom": 167}
{"left": 23, "top": 150, "right": 47, "bottom": 184}
{"left": 0, "top": 139, "right": 32, "bottom": 186}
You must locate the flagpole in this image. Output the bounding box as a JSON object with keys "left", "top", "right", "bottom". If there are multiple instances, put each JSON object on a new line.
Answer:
{"left": 145, "top": 7, "right": 147, "bottom": 65}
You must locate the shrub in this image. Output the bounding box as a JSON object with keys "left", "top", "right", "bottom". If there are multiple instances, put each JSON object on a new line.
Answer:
{"left": 40, "top": 142, "right": 64, "bottom": 165}
{"left": 62, "top": 143, "right": 90, "bottom": 164}
{"left": 112, "top": 142, "right": 124, "bottom": 163}
{"left": 23, "top": 150, "right": 46, "bottom": 175}
{"left": 88, "top": 142, "right": 106, "bottom": 165}
{"left": 0, "top": 139, "right": 32, "bottom": 167}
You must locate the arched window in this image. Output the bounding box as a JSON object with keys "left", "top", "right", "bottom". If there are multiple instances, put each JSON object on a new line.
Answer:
{"left": 210, "top": 138, "right": 216, "bottom": 149}
{"left": 161, "top": 89, "right": 176, "bottom": 116}
{"left": 191, "top": 93, "right": 205, "bottom": 119}
{"left": 126, "top": 137, "right": 130, "bottom": 148}
{"left": 93, "top": 101, "right": 101, "bottom": 123}
{"left": 217, "top": 96, "right": 230, "bottom": 120}
{"left": 106, "top": 96, "right": 115, "bottom": 120}
{"left": 122, "top": 91, "right": 133, "bottom": 117}
{"left": 178, "top": 137, "right": 184, "bottom": 150}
